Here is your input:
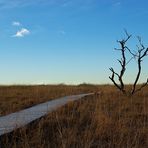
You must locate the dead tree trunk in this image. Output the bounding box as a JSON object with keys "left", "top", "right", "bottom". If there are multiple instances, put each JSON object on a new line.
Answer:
{"left": 131, "top": 37, "right": 148, "bottom": 94}
{"left": 109, "top": 31, "right": 148, "bottom": 96}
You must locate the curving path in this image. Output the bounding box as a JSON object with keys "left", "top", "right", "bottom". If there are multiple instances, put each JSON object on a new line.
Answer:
{"left": 0, "top": 93, "right": 93, "bottom": 136}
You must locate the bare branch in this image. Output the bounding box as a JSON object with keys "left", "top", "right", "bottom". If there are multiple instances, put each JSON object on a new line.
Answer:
{"left": 109, "top": 31, "right": 129, "bottom": 94}
{"left": 131, "top": 56, "right": 141, "bottom": 94}
{"left": 141, "top": 48, "right": 148, "bottom": 59}
{"left": 109, "top": 68, "right": 121, "bottom": 91}
{"left": 114, "top": 48, "right": 122, "bottom": 51}
{"left": 118, "top": 59, "right": 123, "bottom": 66}
{"left": 109, "top": 68, "right": 120, "bottom": 78}
{"left": 109, "top": 71, "right": 125, "bottom": 92}
{"left": 123, "top": 30, "right": 132, "bottom": 43}
{"left": 137, "top": 36, "right": 145, "bottom": 50}
{"left": 125, "top": 46, "right": 137, "bottom": 57}
{"left": 131, "top": 38, "right": 148, "bottom": 95}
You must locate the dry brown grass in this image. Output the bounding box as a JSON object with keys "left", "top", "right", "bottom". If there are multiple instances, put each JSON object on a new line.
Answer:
{"left": 0, "top": 85, "right": 148, "bottom": 148}
{"left": 0, "top": 84, "right": 98, "bottom": 116}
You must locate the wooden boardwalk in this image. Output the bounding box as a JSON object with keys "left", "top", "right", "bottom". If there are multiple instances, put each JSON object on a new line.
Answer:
{"left": 0, "top": 93, "right": 93, "bottom": 136}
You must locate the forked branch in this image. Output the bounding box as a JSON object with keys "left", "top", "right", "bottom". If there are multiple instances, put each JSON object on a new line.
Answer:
{"left": 109, "top": 32, "right": 131, "bottom": 94}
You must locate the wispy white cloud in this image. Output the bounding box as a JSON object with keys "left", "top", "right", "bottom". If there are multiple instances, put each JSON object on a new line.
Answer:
{"left": 13, "top": 28, "right": 30, "bottom": 37}
{"left": 12, "top": 21, "right": 21, "bottom": 26}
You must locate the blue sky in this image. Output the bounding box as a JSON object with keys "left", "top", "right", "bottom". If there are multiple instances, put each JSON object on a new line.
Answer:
{"left": 0, "top": 0, "right": 148, "bottom": 84}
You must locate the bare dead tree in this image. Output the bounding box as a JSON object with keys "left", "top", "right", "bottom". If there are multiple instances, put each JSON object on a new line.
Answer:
{"left": 109, "top": 31, "right": 148, "bottom": 96}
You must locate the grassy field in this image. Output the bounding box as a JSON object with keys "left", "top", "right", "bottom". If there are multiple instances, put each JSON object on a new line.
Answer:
{"left": 0, "top": 85, "right": 148, "bottom": 148}
{"left": 0, "top": 84, "right": 98, "bottom": 116}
